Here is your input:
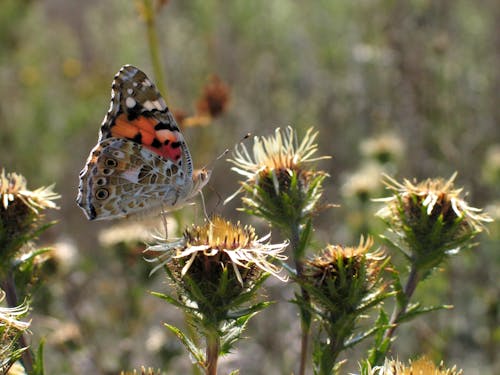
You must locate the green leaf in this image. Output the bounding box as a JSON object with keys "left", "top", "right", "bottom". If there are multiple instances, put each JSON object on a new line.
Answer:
{"left": 226, "top": 301, "right": 270, "bottom": 320}
{"left": 164, "top": 323, "right": 205, "bottom": 365}
{"left": 32, "top": 339, "right": 45, "bottom": 375}
{"left": 150, "top": 291, "right": 198, "bottom": 313}
{"left": 366, "top": 308, "right": 393, "bottom": 366}
{"left": 397, "top": 303, "right": 453, "bottom": 323}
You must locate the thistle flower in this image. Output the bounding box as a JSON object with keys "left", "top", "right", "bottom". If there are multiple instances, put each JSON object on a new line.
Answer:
{"left": 299, "top": 237, "right": 391, "bottom": 373}
{"left": 341, "top": 163, "right": 385, "bottom": 203}
{"left": 226, "top": 126, "right": 331, "bottom": 231}
{"left": 147, "top": 216, "right": 287, "bottom": 284}
{"left": 0, "top": 169, "right": 58, "bottom": 214}
{"left": 146, "top": 217, "right": 288, "bottom": 374}
{"left": 303, "top": 237, "right": 388, "bottom": 310}
{"left": 0, "top": 291, "right": 30, "bottom": 373}
{"left": 375, "top": 173, "right": 492, "bottom": 276}
{"left": 0, "top": 169, "right": 59, "bottom": 270}
{"left": 360, "top": 133, "right": 404, "bottom": 165}
{"left": 366, "top": 356, "right": 463, "bottom": 375}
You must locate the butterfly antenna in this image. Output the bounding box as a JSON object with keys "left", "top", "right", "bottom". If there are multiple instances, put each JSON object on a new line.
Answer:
{"left": 203, "top": 133, "right": 251, "bottom": 170}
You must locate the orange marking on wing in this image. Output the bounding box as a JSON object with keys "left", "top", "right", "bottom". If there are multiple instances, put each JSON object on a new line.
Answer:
{"left": 113, "top": 114, "right": 158, "bottom": 144}
{"left": 112, "top": 115, "right": 141, "bottom": 139}
{"left": 112, "top": 114, "right": 183, "bottom": 161}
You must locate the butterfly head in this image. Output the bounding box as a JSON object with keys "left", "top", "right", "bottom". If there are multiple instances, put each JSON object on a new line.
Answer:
{"left": 191, "top": 168, "right": 212, "bottom": 197}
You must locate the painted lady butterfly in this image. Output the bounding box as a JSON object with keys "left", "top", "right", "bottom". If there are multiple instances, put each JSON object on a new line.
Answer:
{"left": 77, "top": 65, "right": 211, "bottom": 220}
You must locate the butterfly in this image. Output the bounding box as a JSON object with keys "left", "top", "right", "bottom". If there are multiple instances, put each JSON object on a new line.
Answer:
{"left": 77, "top": 65, "right": 211, "bottom": 220}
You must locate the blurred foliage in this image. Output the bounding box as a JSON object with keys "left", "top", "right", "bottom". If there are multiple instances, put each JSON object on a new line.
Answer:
{"left": 0, "top": 0, "right": 498, "bottom": 374}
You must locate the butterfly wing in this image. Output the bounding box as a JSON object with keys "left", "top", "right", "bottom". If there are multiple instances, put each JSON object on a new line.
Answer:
{"left": 77, "top": 65, "right": 197, "bottom": 220}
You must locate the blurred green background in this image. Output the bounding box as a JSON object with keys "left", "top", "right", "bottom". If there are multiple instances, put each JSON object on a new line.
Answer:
{"left": 1, "top": 0, "right": 498, "bottom": 374}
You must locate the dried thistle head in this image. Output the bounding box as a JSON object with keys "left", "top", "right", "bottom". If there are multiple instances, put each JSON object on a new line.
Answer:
{"left": 196, "top": 74, "right": 230, "bottom": 119}
{"left": 146, "top": 217, "right": 287, "bottom": 309}
{"left": 303, "top": 236, "right": 389, "bottom": 316}
{"left": 376, "top": 173, "right": 492, "bottom": 274}
{"left": 227, "top": 127, "right": 331, "bottom": 229}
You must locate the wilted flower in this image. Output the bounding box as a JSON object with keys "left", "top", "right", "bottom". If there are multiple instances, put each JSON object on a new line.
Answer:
{"left": 367, "top": 356, "right": 463, "bottom": 375}
{"left": 0, "top": 169, "right": 59, "bottom": 268}
{"left": 226, "top": 127, "right": 331, "bottom": 231}
{"left": 375, "top": 173, "right": 492, "bottom": 276}
{"left": 196, "top": 74, "right": 230, "bottom": 119}
{"left": 300, "top": 237, "right": 391, "bottom": 374}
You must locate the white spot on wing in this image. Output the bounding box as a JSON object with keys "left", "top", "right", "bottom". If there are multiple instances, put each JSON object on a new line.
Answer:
{"left": 126, "top": 97, "right": 136, "bottom": 108}
{"left": 122, "top": 169, "right": 140, "bottom": 183}
{"left": 142, "top": 100, "right": 155, "bottom": 111}
{"left": 127, "top": 88, "right": 133, "bottom": 94}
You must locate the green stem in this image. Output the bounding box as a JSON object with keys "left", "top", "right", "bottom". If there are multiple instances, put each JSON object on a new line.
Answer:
{"left": 205, "top": 332, "right": 220, "bottom": 375}
{"left": 1, "top": 272, "right": 34, "bottom": 373}
{"left": 142, "top": 0, "right": 167, "bottom": 98}
{"left": 291, "top": 223, "right": 310, "bottom": 375}
{"left": 383, "top": 264, "right": 420, "bottom": 347}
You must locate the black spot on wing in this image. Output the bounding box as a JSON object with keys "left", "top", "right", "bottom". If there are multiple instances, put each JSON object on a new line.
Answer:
{"left": 151, "top": 138, "right": 162, "bottom": 148}
{"left": 131, "top": 133, "right": 142, "bottom": 144}
{"left": 154, "top": 121, "right": 177, "bottom": 131}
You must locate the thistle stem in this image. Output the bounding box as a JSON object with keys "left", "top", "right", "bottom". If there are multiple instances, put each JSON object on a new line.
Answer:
{"left": 205, "top": 333, "right": 220, "bottom": 375}
{"left": 291, "top": 222, "right": 310, "bottom": 375}
{"left": 142, "top": 0, "right": 167, "bottom": 98}
{"left": 383, "top": 264, "right": 420, "bottom": 347}
{"left": 1, "top": 271, "right": 34, "bottom": 373}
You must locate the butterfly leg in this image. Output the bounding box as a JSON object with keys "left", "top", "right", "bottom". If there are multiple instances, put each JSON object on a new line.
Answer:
{"left": 160, "top": 206, "right": 169, "bottom": 239}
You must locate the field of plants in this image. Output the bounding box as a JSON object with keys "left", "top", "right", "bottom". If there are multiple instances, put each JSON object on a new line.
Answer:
{"left": 0, "top": 1, "right": 498, "bottom": 374}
